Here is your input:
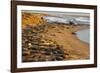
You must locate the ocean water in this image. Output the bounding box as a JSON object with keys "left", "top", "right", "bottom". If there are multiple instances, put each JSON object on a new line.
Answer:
{"left": 43, "top": 16, "right": 90, "bottom": 25}
{"left": 76, "top": 29, "right": 90, "bottom": 43}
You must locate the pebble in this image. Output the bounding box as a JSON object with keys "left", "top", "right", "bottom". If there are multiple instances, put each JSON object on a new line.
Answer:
{"left": 22, "top": 25, "right": 66, "bottom": 62}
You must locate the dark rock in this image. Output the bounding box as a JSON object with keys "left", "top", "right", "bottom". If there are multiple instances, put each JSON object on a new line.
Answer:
{"left": 72, "top": 32, "right": 76, "bottom": 35}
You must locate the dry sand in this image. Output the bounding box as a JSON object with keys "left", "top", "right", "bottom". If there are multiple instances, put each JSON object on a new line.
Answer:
{"left": 40, "top": 24, "right": 89, "bottom": 60}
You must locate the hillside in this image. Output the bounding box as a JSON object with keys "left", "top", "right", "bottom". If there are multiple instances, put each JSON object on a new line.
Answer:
{"left": 22, "top": 12, "right": 47, "bottom": 28}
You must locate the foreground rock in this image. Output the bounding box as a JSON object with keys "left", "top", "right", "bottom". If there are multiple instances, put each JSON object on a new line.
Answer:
{"left": 22, "top": 25, "right": 67, "bottom": 62}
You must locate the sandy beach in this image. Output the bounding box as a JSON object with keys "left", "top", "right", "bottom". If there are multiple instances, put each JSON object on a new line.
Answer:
{"left": 22, "top": 12, "right": 90, "bottom": 62}
{"left": 40, "top": 24, "right": 89, "bottom": 59}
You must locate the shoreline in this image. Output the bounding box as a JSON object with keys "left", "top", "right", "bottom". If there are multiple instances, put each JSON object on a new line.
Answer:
{"left": 75, "top": 28, "right": 90, "bottom": 44}
{"left": 39, "top": 24, "right": 90, "bottom": 60}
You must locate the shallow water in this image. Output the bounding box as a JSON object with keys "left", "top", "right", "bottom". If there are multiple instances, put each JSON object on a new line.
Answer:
{"left": 76, "top": 29, "right": 90, "bottom": 44}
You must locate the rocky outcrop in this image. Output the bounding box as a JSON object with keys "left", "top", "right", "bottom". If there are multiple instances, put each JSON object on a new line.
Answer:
{"left": 22, "top": 12, "right": 47, "bottom": 29}
{"left": 22, "top": 25, "right": 66, "bottom": 62}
